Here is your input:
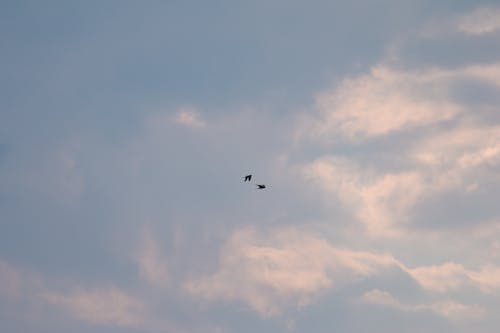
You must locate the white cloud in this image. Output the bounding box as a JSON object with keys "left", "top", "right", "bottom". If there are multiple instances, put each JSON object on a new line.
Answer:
{"left": 403, "top": 262, "right": 500, "bottom": 294}
{"left": 186, "top": 227, "right": 397, "bottom": 316}
{"left": 300, "top": 62, "right": 500, "bottom": 145}
{"left": 184, "top": 219, "right": 500, "bottom": 317}
{"left": 302, "top": 157, "right": 425, "bottom": 236}
{"left": 403, "top": 262, "right": 470, "bottom": 293}
{"left": 457, "top": 7, "right": 500, "bottom": 35}
{"left": 361, "top": 289, "right": 400, "bottom": 308}
{"left": 144, "top": 106, "right": 207, "bottom": 132}
{"left": 465, "top": 265, "right": 500, "bottom": 293}
{"left": 303, "top": 66, "right": 461, "bottom": 143}
{"left": 300, "top": 106, "right": 500, "bottom": 237}
{"left": 288, "top": 55, "right": 500, "bottom": 331}
{"left": 183, "top": 227, "right": 500, "bottom": 318}
{"left": 412, "top": 125, "right": 500, "bottom": 187}
{"left": 361, "top": 289, "right": 485, "bottom": 321}
{"left": 41, "top": 286, "right": 145, "bottom": 327}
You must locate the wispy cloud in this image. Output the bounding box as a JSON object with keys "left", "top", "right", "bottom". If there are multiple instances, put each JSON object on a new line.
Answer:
{"left": 0, "top": 261, "right": 23, "bottom": 299}
{"left": 360, "top": 289, "right": 485, "bottom": 321}
{"left": 0, "top": 147, "right": 84, "bottom": 205}
{"left": 135, "top": 229, "right": 169, "bottom": 288}
{"left": 41, "top": 286, "right": 145, "bottom": 327}
{"left": 302, "top": 157, "right": 425, "bottom": 236}
{"left": 419, "top": 6, "right": 500, "bottom": 38}
{"left": 404, "top": 262, "right": 500, "bottom": 294}
{"left": 0, "top": 260, "right": 148, "bottom": 328}
{"left": 457, "top": 7, "right": 500, "bottom": 36}
{"left": 174, "top": 107, "right": 207, "bottom": 128}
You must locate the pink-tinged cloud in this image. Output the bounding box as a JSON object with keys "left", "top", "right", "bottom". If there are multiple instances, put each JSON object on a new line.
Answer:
{"left": 0, "top": 261, "right": 22, "bottom": 299}
{"left": 403, "top": 262, "right": 500, "bottom": 294}
{"left": 467, "top": 266, "right": 500, "bottom": 292}
{"left": 185, "top": 227, "right": 397, "bottom": 316}
{"left": 360, "top": 289, "right": 485, "bottom": 321}
{"left": 301, "top": 122, "right": 500, "bottom": 237}
{"left": 299, "top": 62, "right": 500, "bottom": 145}
{"left": 412, "top": 126, "right": 500, "bottom": 189}
{"left": 403, "top": 262, "right": 470, "bottom": 293}
{"left": 304, "top": 66, "right": 461, "bottom": 143}
{"left": 0, "top": 260, "right": 44, "bottom": 302}
{"left": 41, "top": 286, "right": 145, "bottom": 327}
{"left": 185, "top": 225, "right": 500, "bottom": 317}
{"left": 174, "top": 107, "right": 206, "bottom": 128}
{"left": 302, "top": 157, "right": 425, "bottom": 237}
{"left": 134, "top": 229, "right": 169, "bottom": 288}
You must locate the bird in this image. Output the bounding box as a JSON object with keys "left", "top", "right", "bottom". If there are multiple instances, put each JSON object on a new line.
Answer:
{"left": 256, "top": 184, "right": 266, "bottom": 189}
{"left": 243, "top": 174, "right": 252, "bottom": 182}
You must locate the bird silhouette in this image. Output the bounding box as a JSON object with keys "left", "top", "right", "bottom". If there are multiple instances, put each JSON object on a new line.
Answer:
{"left": 256, "top": 184, "right": 266, "bottom": 189}
{"left": 243, "top": 174, "right": 252, "bottom": 182}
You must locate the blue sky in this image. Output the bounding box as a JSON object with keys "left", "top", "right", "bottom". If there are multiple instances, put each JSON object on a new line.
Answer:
{"left": 1, "top": 1, "right": 500, "bottom": 332}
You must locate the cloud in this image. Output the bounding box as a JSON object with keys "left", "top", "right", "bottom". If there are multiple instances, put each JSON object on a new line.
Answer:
{"left": 301, "top": 122, "right": 500, "bottom": 236}
{"left": 186, "top": 227, "right": 397, "bottom": 316}
{"left": 0, "top": 260, "right": 148, "bottom": 328}
{"left": 135, "top": 229, "right": 169, "bottom": 288}
{"left": 469, "top": 266, "right": 500, "bottom": 292}
{"left": 174, "top": 107, "right": 207, "bottom": 128}
{"left": 361, "top": 289, "right": 485, "bottom": 321}
{"left": 300, "top": 62, "right": 500, "bottom": 145}
{"left": 144, "top": 106, "right": 207, "bottom": 132}
{"left": 297, "top": 60, "right": 500, "bottom": 237}
{"left": 412, "top": 124, "right": 500, "bottom": 168}
{"left": 41, "top": 286, "right": 145, "bottom": 327}
{"left": 402, "top": 262, "right": 500, "bottom": 294}
{"left": 403, "top": 262, "right": 470, "bottom": 293}
{"left": 185, "top": 226, "right": 500, "bottom": 318}
{"left": 3, "top": 4, "right": 500, "bottom": 331}
{"left": 418, "top": 6, "right": 500, "bottom": 39}
{"left": 0, "top": 147, "right": 84, "bottom": 205}
{"left": 302, "top": 157, "right": 425, "bottom": 236}
{"left": 0, "top": 261, "right": 22, "bottom": 299}
{"left": 0, "top": 260, "right": 44, "bottom": 303}
{"left": 302, "top": 66, "right": 461, "bottom": 143}
{"left": 457, "top": 7, "right": 500, "bottom": 36}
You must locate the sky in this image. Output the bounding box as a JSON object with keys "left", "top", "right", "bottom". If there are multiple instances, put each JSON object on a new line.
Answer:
{"left": 1, "top": 0, "right": 500, "bottom": 332}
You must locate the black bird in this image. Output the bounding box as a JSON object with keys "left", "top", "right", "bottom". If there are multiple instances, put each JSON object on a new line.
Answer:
{"left": 256, "top": 184, "right": 266, "bottom": 189}
{"left": 243, "top": 174, "right": 252, "bottom": 182}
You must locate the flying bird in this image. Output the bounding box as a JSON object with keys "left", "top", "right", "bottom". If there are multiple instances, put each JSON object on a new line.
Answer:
{"left": 243, "top": 174, "right": 252, "bottom": 182}
{"left": 256, "top": 184, "right": 266, "bottom": 189}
